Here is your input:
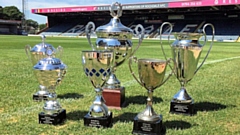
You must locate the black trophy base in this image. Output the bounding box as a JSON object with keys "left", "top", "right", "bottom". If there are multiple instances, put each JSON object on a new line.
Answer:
{"left": 170, "top": 101, "right": 196, "bottom": 116}
{"left": 33, "top": 94, "right": 48, "bottom": 101}
{"left": 132, "top": 115, "right": 164, "bottom": 135}
{"left": 39, "top": 109, "right": 66, "bottom": 125}
{"left": 84, "top": 112, "right": 113, "bottom": 128}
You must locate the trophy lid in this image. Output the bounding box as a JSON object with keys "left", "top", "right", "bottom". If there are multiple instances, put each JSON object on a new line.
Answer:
{"left": 95, "top": 2, "right": 133, "bottom": 39}
{"left": 30, "top": 35, "right": 56, "bottom": 53}
{"left": 33, "top": 48, "right": 66, "bottom": 71}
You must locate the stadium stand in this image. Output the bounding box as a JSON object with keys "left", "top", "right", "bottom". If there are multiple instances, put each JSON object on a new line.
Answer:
{"left": 31, "top": 1, "right": 240, "bottom": 41}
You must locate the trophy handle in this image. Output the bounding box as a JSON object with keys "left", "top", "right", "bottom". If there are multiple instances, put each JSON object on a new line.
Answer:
{"left": 56, "top": 46, "right": 63, "bottom": 58}
{"left": 128, "top": 56, "right": 144, "bottom": 87}
{"left": 110, "top": 2, "right": 122, "bottom": 18}
{"left": 25, "top": 45, "right": 31, "bottom": 61}
{"left": 195, "top": 23, "right": 215, "bottom": 74}
{"left": 85, "top": 21, "right": 95, "bottom": 50}
{"left": 156, "top": 58, "right": 175, "bottom": 88}
{"left": 41, "top": 35, "right": 46, "bottom": 43}
{"left": 130, "top": 24, "right": 145, "bottom": 57}
{"left": 159, "top": 22, "right": 173, "bottom": 69}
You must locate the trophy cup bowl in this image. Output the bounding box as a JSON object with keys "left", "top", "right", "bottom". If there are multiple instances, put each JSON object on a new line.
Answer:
{"left": 129, "top": 57, "right": 173, "bottom": 135}
{"left": 25, "top": 35, "right": 63, "bottom": 101}
{"left": 85, "top": 2, "right": 144, "bottom": 109}
{"left": 160, "top": 22, "right": 215, "bottom": 115}
{"left": 82, "top": 50, "right": 114, "bottom": 128}
{"left": 34, "top": 48, "right": 67, "bottom": 125}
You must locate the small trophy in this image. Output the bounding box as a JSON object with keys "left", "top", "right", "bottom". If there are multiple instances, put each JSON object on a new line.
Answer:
{"left": 25, "top": 35, "right": 62, "bottom": 101}
{"left": 129, "top": 57, "right": 173, "bottom": 135}
{"left": 81, "top": 50, "right": 114, "bottom": 128}
{"left": 160, "top": 22, "right": 215, "bottom": 115}
{"left": 85, "top": 2, "right": 144, "bottom": 109}
{"left": 33, "top": 47, "right": 67, "bottom": 125}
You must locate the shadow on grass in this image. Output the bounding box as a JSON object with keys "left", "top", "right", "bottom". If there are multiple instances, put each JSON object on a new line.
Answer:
{"left": 126, "top": 95, "right": 163, "bottom": 105}
{"left": 58, "top": 92, "right": 84, "bottom": 99}
{"left": 113, "top": 112, "right": 138, "bottom": 123}
{"left": 194, "top": 101, "right": 231, "bottom": 112}
{"left": 67, "top": 110, "right": 88, "bottom": 121}
{"left": 164, "top": 120, "right": 192, "bottom": 130}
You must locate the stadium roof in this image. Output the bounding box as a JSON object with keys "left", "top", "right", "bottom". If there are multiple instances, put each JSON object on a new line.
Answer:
{"left": 31, "top": 0, "right": 240, "bottom": 14}
{"left": 31, "top": 0, "right": 240, "bottom": 17}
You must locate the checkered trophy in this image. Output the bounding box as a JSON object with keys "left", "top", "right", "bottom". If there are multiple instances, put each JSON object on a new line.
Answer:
{"left": 25, "top": 35, "right": 63, "bottom": 101}
{"left": 81, "top": 50, "right": 114, "bottom": 128}
{"left": 160, "top": 22, "right": 215, "bottom": 115}
{"left": 85, "top": 2, "right": 144, "bottom": 109}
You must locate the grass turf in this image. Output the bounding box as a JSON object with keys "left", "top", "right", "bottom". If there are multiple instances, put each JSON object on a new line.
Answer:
{"left": 0, "top": 35, "right": 239, "bottom": 134}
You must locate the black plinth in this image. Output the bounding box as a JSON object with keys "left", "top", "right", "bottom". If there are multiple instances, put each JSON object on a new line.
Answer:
{"left": 132, "top": 115, "right": 163, "bottom": 135}
{"left": 84, "top": 112, "right": 113, "bottom": 128}
{"left": 39, "top": 109, "right": 66, "bottom": 125}
{"left": 170, "top": 100, "right": 196, "bottom": 116}
{"left": 33, "top": 94, "right": 48, "bottom": 101}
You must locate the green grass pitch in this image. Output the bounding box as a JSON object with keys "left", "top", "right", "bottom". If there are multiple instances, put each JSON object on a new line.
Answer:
{"left": 0, "top": 35, "right": 239, "bottom": 134}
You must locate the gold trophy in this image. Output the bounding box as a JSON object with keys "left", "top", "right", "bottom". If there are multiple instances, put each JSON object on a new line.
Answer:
{"left": 160, "top": 22, "right": 215, "bottom": 115}
{"left": 129, "top": 57, "right": 173, "bottom": 134}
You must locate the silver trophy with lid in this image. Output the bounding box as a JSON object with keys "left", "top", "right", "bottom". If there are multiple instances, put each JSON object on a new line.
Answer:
{"left": 25, "top": 35, "right": 62, "bottom": 101}
{"left": 85, "top": 2, "right": 144, "bottom": 109}
{"left": 33, "top": 47, "right": 67, "bottom": 125}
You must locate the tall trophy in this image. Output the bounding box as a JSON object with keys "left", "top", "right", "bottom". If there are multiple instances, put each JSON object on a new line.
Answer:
{"left": 129, "top": 57, "right": 173, "bottom": 135}
{"left": 82, "top": 50, "right": 114, "bottom": 128}
{"left": 160, "top": 22, "right": 215, "bottom": 115}
{"left": 85, "top": 2, "right": 144, "bottom": 109}
{"left": 25, "top": 35, "right": 62, "bottom": 101}
{"left": 33, "top": 47, "right": 67, "bottom": 124}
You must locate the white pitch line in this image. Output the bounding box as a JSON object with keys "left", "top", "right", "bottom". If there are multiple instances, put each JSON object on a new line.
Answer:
{"left": 204, "top": 56, "right": 240, "bottom": 65}
{"left": 122, "top": 56, "right": 240, "bottom": 87}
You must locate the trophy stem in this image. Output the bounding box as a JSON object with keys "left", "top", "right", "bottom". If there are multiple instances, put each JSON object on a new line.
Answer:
{"left": 173, "top": 87, "right": 192, "bottom": 103}
{"left": 104, "top": 72, "right": 121, "bottom": 89}
{"left": 47, "top": 87, "right": 57, "bottom": 100}
{"left": 42, "top": 88, "right": 62, "bottom": 115}
{"left": 147, "top": 90, "right": 153, "bottom": 106}
{"left": 94, "top": 88, "right": 106, "bottom": 104}
{"left": 137, "top": 90, "right": 161, "bottom": 122}
{"left": 33, "top": 85, "right": 49, "bottom": 101}
{"left": 88, "top": 88, "right": 109, "bottom": 118}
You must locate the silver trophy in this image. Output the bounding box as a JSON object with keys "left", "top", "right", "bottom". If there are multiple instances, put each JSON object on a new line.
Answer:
{"left": 81, "top": 50, "right": 114, "bottom": 128}
{"left": 129, "top": 57, "right": 173, "bottom": 134}
{"left": 25, "top": 35, "right": 63, "bottom": 101}
{"left": 160, "top": 22, "right": 215, "bottom": 115}
{"left": 33, "top": 47, "right": 67, "bottom": 124}
{"left": 85, "top": 2, "right": 144, "bottom": 109}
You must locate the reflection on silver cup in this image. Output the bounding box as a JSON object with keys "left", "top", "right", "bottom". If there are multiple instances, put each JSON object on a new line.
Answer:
{"left": 85, "top": 2, "right": 144, "bottom": 109}
{"left": 25, "top": 35, "right": 63, "bottom": 101}
{"left": 34, "top": 47, "right": 67, "bottom": 125}
{"left": 129, "top": 57, "right": 173, "bottom": 134}
{"left": 160, "top": 22, "right": 215, "bottom": 115}
{"left": 81, "top": 50, "right": 114, "bottom": 128}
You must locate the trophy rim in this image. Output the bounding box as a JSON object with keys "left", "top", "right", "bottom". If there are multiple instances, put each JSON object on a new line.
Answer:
{"left": 172, "top": 32, "right": 204, "bottom": 40}
{"left": 138, "top": 58, "right": 166, "bottom": 63}
{"left": 82, "top": 50, "right": 113, "bottom": 53}
{"left": 172, "top": 32, "right": 204, "bottom": 36}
